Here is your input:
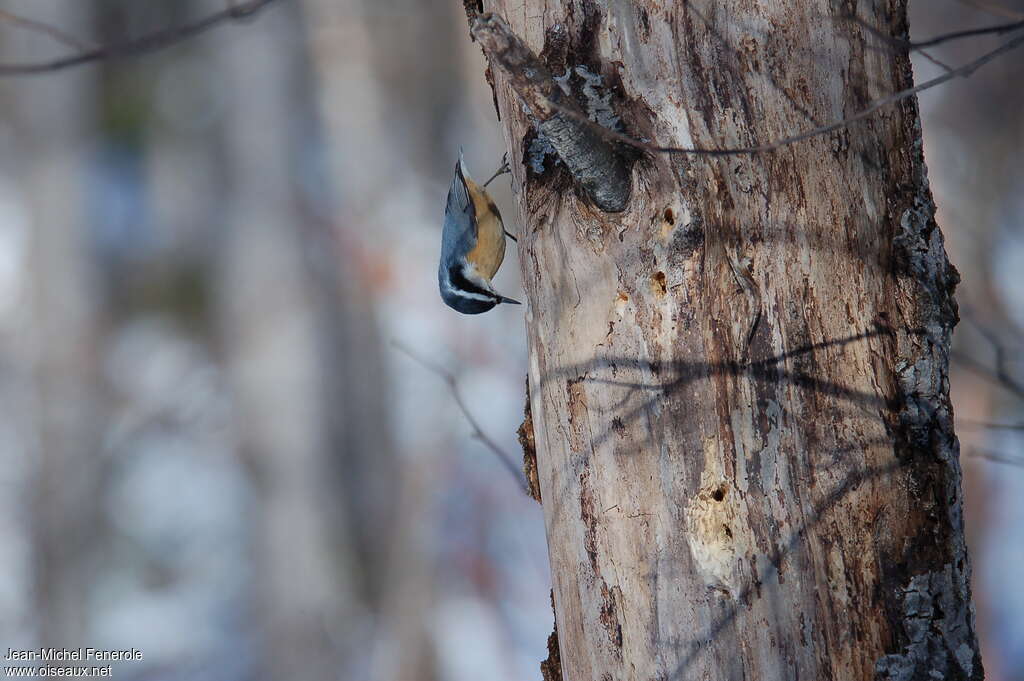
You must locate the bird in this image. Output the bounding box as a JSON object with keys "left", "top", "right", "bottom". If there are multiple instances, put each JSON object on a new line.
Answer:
{"left": 438, "top": 151, "right": 520, "bottom": 314}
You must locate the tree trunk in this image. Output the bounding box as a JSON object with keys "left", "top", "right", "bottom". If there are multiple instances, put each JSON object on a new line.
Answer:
{"left": 211, "top": 2, "right": 373, "bottom": 678}
{"left": 3, "top": 0, "right": 106, "bottom": 653}
{"left": 469, "top": 1, "right": 983, "bottom": 679}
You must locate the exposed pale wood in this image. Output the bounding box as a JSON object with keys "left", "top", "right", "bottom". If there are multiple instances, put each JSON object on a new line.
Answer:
{"left": 474, "top": 1, "right": 983, "bottom": 679}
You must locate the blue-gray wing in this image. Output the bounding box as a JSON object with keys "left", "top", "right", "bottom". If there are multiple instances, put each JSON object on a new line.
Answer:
{"left": 441, "top": 151, "right": 478, "bottom": 268}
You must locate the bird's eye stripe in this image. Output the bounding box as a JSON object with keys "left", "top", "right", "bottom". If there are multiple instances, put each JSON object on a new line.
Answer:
{"left": 454, "top": 290, "right": 493, "bottom": 302}
{"left": 448, "top": 265, "right": 497, "bottom": 301}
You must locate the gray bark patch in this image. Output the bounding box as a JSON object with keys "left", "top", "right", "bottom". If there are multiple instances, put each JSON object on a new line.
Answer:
{"left": 875, "top": 566, "right": 977, "bottom": 681}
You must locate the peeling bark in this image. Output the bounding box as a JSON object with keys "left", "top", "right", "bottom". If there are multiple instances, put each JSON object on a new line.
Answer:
{"left": 472, "top": 12, "right": 634, "bottom": 212}
{"left": 471, "top": 1, "right": 982, "bottom": 679}
{"left": 540, "top": 598, "right": 563, "bottom": 681}
{"left": 520, "top": 377, "right": 542, "bottom": 503}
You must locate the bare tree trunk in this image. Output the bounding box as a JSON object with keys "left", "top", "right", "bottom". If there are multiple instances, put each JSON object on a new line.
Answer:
{"left": 470, "top": 1, "right": 983, "bottom": 679}
{"left": 211, "top": 2, "right": 374, "bottom": 678}
{"left": 3, "top": 1, "right": 106, "bottom": 652}
{"left": 301, "top": 2, "right": 459, "bottom": 679}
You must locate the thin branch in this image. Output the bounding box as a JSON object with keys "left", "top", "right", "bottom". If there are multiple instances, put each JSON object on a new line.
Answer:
{"left": 845, "top": 16, "right": 957, "bottom": 72}
{"left": 910, "top": 18, "right": 1024, "bottom": 48}
{"left": 0, "top": 9, "right": 96, "bottom": 52}
{"left": 960, "top": 0, "right": 1024, "bottom": 20}
{"left": 483, "top": 152, "right": 510, "bottom": 188}
{"left": 952, "top": 350, "right": 1024, "bottom": 398}
{"left": 916, "top": 50, "right": 955, "bottom": 73}
{"left": 0, "top": 0, "right": 280, "bottom": 76}
{"left": 547, "top": 28, "right": 1024, "bottom": 157}
{"left": 393, "top": 341, "right": 530, "bottom": 495}
{"left": 848, "top": 13, "right": 1024, "bottom": 51}
{"left": 954, "top": 312, "right": 1024, "bottom": 398}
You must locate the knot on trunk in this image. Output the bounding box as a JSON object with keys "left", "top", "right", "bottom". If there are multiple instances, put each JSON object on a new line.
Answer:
{"left": 471, "top": 12, "right": 634, "bottom": 213}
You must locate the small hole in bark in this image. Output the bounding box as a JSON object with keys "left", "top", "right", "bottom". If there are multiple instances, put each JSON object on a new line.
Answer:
{"left": 651, "top": 271, "right": 667, "bottom": 297}
{"left": 723, "top": 524, "right": 733, "bottom": 539}
{"left": 664, "top": 207, "right": 675, "bottom": 224}
{"left": 611, "top": 417, "right": 625, "bottom": 436}
{"left": 711, "top": 486, "right": 726, "bottom": 502}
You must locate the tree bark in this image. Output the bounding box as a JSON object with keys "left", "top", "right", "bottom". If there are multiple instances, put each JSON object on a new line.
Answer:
{"left": 470, "top": 1, "right": 983, "bottom": 679}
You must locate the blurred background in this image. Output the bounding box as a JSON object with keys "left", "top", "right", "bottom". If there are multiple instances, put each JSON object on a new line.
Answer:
{"left": 0, "top": 1, "right": 1020, "bottom": 679}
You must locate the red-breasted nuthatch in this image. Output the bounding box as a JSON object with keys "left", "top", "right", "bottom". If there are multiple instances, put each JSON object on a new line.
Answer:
{"left": 439, "top": 151, "right": 520, "bottom": 314}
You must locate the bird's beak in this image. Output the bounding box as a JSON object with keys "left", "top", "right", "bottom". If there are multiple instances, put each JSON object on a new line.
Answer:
{"left": 498, "top": 295, "right": 522, "bottom": 305}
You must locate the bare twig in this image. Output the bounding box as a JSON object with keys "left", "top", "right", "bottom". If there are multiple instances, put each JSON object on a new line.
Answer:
{"left": 0, "top": 9, "right": 96, "bottom": 52}
{"left": 953, "top": 313, "right": 1024, "bottom": 398}
{"left": 952, "top": 350, "right": 1024, "bottom": 398}
{"left": 393, "top": 341, "right": 530, "bottom": 494}
{"left": 848, "top": 13, "right": 1024, "bottom": 51}
{"left": 909, "top": 18, "right": 1024, "bottom": 48}
{"left": 959, "top": 0, "right": 1024, "bottom": 22}
{"left": 845, "top": 15, "right": 959, "bottom": 72}
{"left": 916, "top": 50, "right": 956, "bottom": 73}
{"left": 483, "top": 152, "right": 510, "bottom": 188}
{"left": 0, "top": 0, "right": 280, "bottom": 76}
{"left": 546, "top": 28, "right": 1024, "bottom": 157}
